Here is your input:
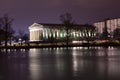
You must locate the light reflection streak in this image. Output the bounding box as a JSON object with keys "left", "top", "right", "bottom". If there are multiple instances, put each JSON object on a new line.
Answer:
{"left": 29, "top": 49, "right": 42, "bottom": 80}
{"left": 28, "top": 47, "right": 120, "bottom": 80}
{"left": 72, "top": 51, "right": 78, "bottom": 71}
{"left": 29, "top": 63, "right": 42, "bottom": 80}
{"left": 72, "top": 49, "right": 84, "bottom": 72}
{"left": 97, "top": 58, "right": 120, "bottom": 77}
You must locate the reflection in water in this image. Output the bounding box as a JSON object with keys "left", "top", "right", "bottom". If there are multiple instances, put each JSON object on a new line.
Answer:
{"left": 97, "top": 59, "right": 120, "bottom": 79}
{"left": 0, "top": 47, "right": 120, "bottom": 80}
{"left": 0, "top": 50, "right": 30, "bottom": 80}
{"left": 29, "top": 48, "right": 73, "bottom": 80}
{"left": 29, "top": 49, "right": 42, "bottom": 80}
{"left": 71, "top": 47, "right": 120, "bottom": 80}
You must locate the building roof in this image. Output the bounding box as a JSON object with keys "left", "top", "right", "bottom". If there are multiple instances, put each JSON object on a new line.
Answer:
{"left": 94, "top": 17, "right": 120, "bottom": 23}
{"left": 29, "top": 22, "right": 95, "bottom": 29}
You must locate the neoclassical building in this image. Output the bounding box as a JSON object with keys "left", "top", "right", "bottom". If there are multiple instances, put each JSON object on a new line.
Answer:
{"left": 29, "top": 23, "right": 96, "bottom": 43}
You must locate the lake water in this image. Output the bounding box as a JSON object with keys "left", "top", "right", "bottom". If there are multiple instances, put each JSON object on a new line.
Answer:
{"left": 0, "top": 47, "right": 120, "bottom": 80}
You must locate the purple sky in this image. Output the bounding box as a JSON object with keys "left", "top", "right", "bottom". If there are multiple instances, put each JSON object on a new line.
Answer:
{"left": 0, "top": 0, "right": 120, "bottom": 33}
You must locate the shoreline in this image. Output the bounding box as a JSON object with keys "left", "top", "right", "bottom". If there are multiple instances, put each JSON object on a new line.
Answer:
{"left": 1, "top": 43, "right": 120, "bottom": 49}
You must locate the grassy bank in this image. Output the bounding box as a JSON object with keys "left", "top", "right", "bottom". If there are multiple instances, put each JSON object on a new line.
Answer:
{"left": 0, "top": 42, "right": 120, "bottom": 49}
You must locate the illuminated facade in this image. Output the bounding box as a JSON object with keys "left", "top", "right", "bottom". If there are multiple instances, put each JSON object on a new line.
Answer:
{"left": 94, "top": 18, "right": 120, "bottom": 37}
{"left": 29, "top": 23, "right": 96, "bottom": 43}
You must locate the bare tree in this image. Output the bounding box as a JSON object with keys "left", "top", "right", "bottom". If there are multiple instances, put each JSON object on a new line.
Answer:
{"left": 100, "top": 19, "right": 109, "bottom": 40}
{"left": 113, "top": 28, "right": 120, "bottom": 42}
{"left": 18, "top": 30, "right": 29, "bottom": 46}
{"left": 8, "top": 27, "right": 15, "bottom": 46}
{"left": 0, "top": 14, "right": 14, "bottom": 47}
{"left": 22, "top": 33, "right": 29, "bottom": 45}
{"left": 60, "top": 12, "right": 74, "bottom": 46}
{"left": 18, "top": 30, "right": 24, "bottom": 45}
{"left": 0, "top": 29, "right": 5, "bottom": 45}
{"left": 83, "top": 24, "right": 96, "bottom": 43}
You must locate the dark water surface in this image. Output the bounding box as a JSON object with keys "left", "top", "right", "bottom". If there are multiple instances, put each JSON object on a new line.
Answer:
{"left": 0, "top": 47, "right": 120, "bottom": 80}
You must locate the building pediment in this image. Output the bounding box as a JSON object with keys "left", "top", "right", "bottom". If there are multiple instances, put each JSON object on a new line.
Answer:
{"left": 29, "top": 23, "right": 43, "bottom": 29}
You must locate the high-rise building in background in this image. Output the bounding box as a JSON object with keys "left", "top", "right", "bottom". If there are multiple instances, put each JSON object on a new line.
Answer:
{"left": 94, "top": 18, "right": 120, "bottom": 38}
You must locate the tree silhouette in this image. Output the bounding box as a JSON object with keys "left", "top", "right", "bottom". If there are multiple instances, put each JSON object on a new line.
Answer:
{"left": 60, "top": 12, "right": 74, "bottom": 46}
{"left": 8, "top": 26, "right": 15, "bottom": 46}
{"left": 113, "top": 28, "right": 120, "bottom": 42}
{"left": 83, "top": 24, "right": 96, "bottom": 43}
{"left": 18, "top": 30, "right": 29, "bottom": 45}
{"left": 22, "top": 33, "right": 29, "bottom": 45}
{"left": 0, "top": 14, "right": 14, "bottom": 47}
{"left": 100, "top": 19, "right": 109, "bottom": 40}
{"left": 0, "top": 29, "right": 5, "bottom": 45}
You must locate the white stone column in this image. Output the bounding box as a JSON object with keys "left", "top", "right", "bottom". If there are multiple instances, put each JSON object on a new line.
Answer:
{"left": 32, "top": 31, "right": 33, "bottom": 41}
{"left": 41, "top": 30, "right": 43, "bottom": 40}
{"left": 33, "top": 31, "right": 36, "bottom": 40}
{"left": 31, "top": 31, "right": 33, "bottom": 41}
{"left": 38, "top": 30, "right": 40, "bottom": 40}
{"left": 45, "top": 29, "right": 47, "bottom": 39}
{"left": 39, "top": 30, "right": 42, "bottom": 41}
{"left": 35, "top": 30, "right": 38, "bottom": 40}
{"left": 30, "top": 31, "right": 32, "bottom": 41}
{"left": 42, "top": 29, "right": 44, "bottom": 39}
{"left": 33, "top": 31, "right": 34, "bottom": 41}
{"left": 30, "top": 31, "right": 31, "bottom": 41}
{"left": 36, "top": 31, "right": 38, "bottom": 40}
{"left": 57, "top": 30, "right": 59, "bottom": 39}
{"left": 37, "top": 30, "right": 39, "bottom": 40}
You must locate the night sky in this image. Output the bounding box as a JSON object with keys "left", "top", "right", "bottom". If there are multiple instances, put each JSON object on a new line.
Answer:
{"left": 0, "top": 0, "right": 120, "bottom": 33}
